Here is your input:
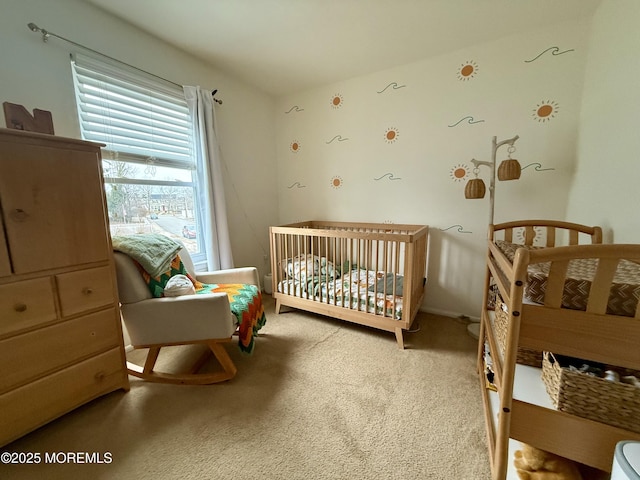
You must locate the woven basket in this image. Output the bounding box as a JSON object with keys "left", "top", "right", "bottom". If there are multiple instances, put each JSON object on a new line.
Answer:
{"left": 493, "top": 296, "right": 543, "bottom": 367}
{"left": 487, "top": 283, "right": 498, "bottom": 310}
{"left": 542, "top": 352, "right": 640, "bottom": 433}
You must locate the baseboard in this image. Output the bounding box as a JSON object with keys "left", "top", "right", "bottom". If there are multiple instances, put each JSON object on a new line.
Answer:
{"left": 419, "top": 306, "right": 480, "bottom": 323}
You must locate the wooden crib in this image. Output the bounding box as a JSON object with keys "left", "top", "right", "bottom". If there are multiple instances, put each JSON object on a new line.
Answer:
{"left": 269, "top": 221, "right": 429, "bottom": 348}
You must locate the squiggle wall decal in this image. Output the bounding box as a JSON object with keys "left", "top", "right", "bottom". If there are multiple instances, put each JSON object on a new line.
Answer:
{"left": 285, "top": 105, "right": 304, "bottom": 114}
{"left": 377, "top": 82, "right": 407, "bottom": 94}
{"left": 287, "top": 182, "right": 306, "bottom": 189}
{"left": 326, "top": 135, "right": 349, "bottom": 144}
{"left": 440, "top": 225, "right": 472, "bottom": 234}
{"left": 522, "top": 163, "right": 555, "bottom": 172}
{"left": 373, "top": 173, "right": 402, "bottom": 181}
{"left": 524, "top": 46, "right": 575, "bottom": 63}
{"left": 448, "top": 116, "right": 485, "bottom": 127}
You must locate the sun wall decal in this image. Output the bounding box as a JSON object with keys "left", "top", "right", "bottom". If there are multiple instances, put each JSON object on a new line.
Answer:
{"left": 533, "top": 100, "right": 559, "bottom": 122}
{"left": 457, "top": 60, "right": 479, "bottom": 81}
{"left": 515, "top": 227, "right": 543, "bottom": 245}
{"left": 450, "top": 164, "right": 470, "bottom": 182}
{"left": 330, "top": 176, "right": 343, "bottom": 189}
{"left": 331, "top": 94, "right": 344, "bottom": 109}
{"left": 290, "top": 141, "right": 300, "bottom": 153}
{"left": 384, "top": 127, "right": 399, "bottom": 143}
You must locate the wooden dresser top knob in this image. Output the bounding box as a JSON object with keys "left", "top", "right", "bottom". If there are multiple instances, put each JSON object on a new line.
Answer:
{"left": 14, "top": 303, "right": 27, "bottom": 313}
{"left": 10, "top": 209, "right": 29, "bottom": 222}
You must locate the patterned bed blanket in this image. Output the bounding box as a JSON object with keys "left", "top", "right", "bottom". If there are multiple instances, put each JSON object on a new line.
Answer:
{"left": 496, "top": 240, "right": 640, "bottom": 316}
{"left": 278, "top": 268, "right": 404, "bottom": 319}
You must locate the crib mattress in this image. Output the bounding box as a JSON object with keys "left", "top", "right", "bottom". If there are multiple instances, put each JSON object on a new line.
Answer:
{"left": 496, "top": 240, "right": 640, "bottom": 316}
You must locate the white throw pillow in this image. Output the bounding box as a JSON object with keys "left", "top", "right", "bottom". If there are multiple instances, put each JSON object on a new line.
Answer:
{"left": 163, "top": 274, "right": 196, "bottom": 297}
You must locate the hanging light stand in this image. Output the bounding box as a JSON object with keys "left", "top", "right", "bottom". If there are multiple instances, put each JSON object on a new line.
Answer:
{"left": 465, "top": 134, "right": 521, "bottom": 340}
{"left": 464, "top": 134, "right": 520, "bottom": 225}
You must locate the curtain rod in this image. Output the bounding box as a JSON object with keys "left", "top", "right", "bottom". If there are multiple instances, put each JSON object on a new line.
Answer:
{"left": 27, "top": 22, "right": 222, "bottom": 105}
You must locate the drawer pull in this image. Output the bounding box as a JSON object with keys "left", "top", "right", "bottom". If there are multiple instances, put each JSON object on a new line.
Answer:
{"left": 14, "top": 303, "right": 27, "bottom": 313}
{"left": 82, "top": 287, "right": 94, "bottom": 295}
{"left": 10, "top": 208, "right": 29, "bottom": 222}
{"left": 94, "top": 371, "right": 106, "bottom": 382}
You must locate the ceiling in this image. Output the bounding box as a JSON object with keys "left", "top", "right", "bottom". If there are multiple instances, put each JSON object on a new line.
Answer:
{"left": 82, "top": 0, "right": 602, "bottom": 97}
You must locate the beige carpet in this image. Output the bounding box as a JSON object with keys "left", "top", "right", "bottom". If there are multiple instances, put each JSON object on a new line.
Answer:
{"left": 1, "top": 296, "right": 491, "bottom": 480}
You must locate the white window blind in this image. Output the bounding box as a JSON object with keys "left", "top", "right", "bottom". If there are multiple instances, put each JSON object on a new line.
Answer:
{"left": 70, "top": 53, "right": 194, "bottom": 169}
{"left": 70, "top": 53, "right": 206, "bottom": 267}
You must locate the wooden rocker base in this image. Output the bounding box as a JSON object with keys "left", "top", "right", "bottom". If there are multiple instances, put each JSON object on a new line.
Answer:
{"left": 127, "top": 338, "right": 237, "bottom": 385}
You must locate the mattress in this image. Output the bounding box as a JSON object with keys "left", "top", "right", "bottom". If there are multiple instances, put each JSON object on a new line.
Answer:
{"left": 495, "top": 240, "right": 640, "bottom": 317}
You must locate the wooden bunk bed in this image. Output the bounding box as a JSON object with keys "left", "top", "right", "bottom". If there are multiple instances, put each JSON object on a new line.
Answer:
{"left": 269, "top": 221, "right": 428, "bottom": 348}
{"left": 477, "top": 220, "right": 640, "bottom": 479}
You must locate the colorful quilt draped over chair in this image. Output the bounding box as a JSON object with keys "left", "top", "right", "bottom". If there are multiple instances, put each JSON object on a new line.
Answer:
{"left": 135, "top": 254, "right": 192, "bottom": 298}
{"left": 195, "top": 283, "right": 266, "bottom": 354}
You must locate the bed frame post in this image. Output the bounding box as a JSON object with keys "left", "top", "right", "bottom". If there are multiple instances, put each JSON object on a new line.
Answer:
{"left": 394, "top": 327, "right": 404, "bottom": 349}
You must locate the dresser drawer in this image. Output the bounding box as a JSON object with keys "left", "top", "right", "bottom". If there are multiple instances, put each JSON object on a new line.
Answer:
{"left": 0, "top": 308, "right": 121, "bottom": 393}
{"left": 0, "top": 277, "right": 57, "bottom": 337}
{"left": 0, "top": 348, "right": 128, "bottom": 447}
{"left": 56, "top": 266, "right": 115, "bottom": 317}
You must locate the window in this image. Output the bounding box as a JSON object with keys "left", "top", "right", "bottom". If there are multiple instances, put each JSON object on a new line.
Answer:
{"left": 70, "top": 53, "right": 205, "bottom": 265}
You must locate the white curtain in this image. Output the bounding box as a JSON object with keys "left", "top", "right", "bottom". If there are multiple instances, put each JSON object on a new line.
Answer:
{"left": 183, "top": 85, "right": 234, "bottom": 270}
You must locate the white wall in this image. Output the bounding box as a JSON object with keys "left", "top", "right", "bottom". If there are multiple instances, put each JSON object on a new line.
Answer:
{"left": 6, "top": 0, "right": 633, "bottom": 321}
{"left": 276, "top": 18, "right": 593, "bottom": 318}
{"left": 1, "top": 0, "right": 279, "bottom": 278}
{"left": 568, "top": 0, "right": 640, "bottom": 243}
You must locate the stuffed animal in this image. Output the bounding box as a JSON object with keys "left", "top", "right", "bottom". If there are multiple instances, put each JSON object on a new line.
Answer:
{"left": 514, "top": 443, "right": 583, "bottom": 480}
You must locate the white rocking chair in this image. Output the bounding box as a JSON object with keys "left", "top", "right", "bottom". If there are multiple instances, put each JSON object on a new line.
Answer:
{"left": 113, "top": 245, "right": 260, "bottom": 385}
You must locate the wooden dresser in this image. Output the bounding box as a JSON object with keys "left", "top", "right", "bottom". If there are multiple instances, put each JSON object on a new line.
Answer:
{"left": 0, "top": 128, "right": 129, "bottom": 447}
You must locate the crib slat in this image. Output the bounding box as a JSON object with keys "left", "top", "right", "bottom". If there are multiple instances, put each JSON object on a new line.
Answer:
{"left": 524, "top": 226, "right": 535, "bottom": 245}
{"left": 504, "top": 228, "right": 514, "bottom": 243}
{"left": 587, "top": 258, "right": 619, "bottom": 314}
{"left": 569, "top": 230, "right": 579, "bottom": 245}
{"left": 546, "top": 227, "right": 556, "bottom": 247}
{"left": 544, "top": 260, "right": 569, "bottom": 308}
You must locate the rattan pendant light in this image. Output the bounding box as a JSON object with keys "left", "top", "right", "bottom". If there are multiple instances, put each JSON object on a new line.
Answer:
{"left": 465, "top": 177, "right": 486, "bottom": 199}
{"left": 497, "top": 145, "right": 521, "bottom": 180}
